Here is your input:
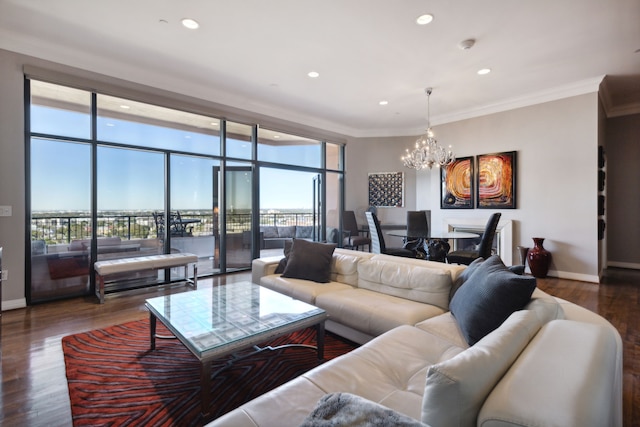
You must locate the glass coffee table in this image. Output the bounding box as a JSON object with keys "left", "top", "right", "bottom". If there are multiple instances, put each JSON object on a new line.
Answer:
{"left": 144, "top": 281, "right": 327, "bottom": 420}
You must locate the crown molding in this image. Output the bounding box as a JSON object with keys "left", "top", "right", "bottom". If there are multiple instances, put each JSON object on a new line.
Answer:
{"left": 600, "top": 78, "right": 640, "bottom": 117}
{"left": 433, "top": 76, "right": 605, "bottom": 126}
{"left": 351, "top": 77, "right": 606, "bottom": 138}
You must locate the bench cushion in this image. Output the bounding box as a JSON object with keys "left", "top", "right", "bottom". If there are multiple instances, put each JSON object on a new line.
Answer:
{"left": 94, "top": 253, "right": 197, "bottom": 276}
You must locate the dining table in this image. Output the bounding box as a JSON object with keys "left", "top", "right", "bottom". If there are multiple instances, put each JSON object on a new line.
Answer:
{"left": 386, "top": 230, "right": 479, "bottom": 262}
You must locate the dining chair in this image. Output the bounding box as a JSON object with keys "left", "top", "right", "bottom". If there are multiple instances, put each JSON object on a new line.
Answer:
{"left": 174, "top": 211, "right": 194, "bottom": 236}
{"left": 403, "top": 210, "right": 430, "bottom": 253}
{"left": 406, "top": 210, "right": 430, "bottom": 239}
{"left": 445, "top": 212, "right": 502, "bottom": 265}
{"left": 152, "top": 212, "right": 165, "bottom": 238}
{"left": 342, "top": 210, "right": 371, "bottom": 251}
{"left": 365, "top": 211, "right": 415, "bottom": 258}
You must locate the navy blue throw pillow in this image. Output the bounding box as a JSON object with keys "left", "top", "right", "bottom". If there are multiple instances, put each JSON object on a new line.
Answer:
{"left": 450, "top": 255, "right": 536, "bottom": 346}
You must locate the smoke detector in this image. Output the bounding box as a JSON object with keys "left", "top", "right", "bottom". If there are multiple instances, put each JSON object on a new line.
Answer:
{"left": 458, "top": 39, "right": 476, "bottom": 50}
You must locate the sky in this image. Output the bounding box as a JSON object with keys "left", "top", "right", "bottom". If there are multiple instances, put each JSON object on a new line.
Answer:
{"left": 30, "top": 106, "right": 320, "bottom": 211}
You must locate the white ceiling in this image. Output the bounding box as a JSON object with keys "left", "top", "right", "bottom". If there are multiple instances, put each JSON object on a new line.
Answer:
{"left": 1, "top": 0, "right": 639, "bottom": 138}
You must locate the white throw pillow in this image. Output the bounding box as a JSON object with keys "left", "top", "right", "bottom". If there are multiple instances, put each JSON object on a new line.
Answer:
{"left": 421, "top": 310, "right": 542, "bottom": 427}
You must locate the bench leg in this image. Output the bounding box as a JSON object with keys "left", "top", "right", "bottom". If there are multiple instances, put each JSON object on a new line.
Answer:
{"left": 186, "top": 262, "right": 198, "bottom": 289}
{"left": 193, "top": 263, "right": 198, "bottom": 289}
{"left": 95, "top": 273, "right": 105, "bottom": 304}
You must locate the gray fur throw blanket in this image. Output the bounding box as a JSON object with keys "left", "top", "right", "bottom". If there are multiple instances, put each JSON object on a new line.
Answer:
{"left": 299, "top": 392, "right": 430, "bottom": 427}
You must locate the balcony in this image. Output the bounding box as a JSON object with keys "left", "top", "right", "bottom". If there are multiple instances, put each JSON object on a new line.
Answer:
{"left": 29, "top": 210, "right": 318, "bottom": 302}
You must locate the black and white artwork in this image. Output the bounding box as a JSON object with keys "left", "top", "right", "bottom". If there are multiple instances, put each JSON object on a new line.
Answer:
{"left": 368, "top": 172, "right": 404, "bottom": 207}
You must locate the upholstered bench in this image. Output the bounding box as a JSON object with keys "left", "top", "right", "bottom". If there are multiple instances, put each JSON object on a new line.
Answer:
{"left": 94, "top": 253, "right": 198, "bottom": 303}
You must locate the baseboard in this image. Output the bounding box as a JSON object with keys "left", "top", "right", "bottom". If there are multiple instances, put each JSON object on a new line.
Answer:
{"left": 544, "top": 269, "right": 600, "bottom": 284}
{"left": 607, "top": 261, "right": 640, "bottom": 270}
{"left": 2, "top": 298, "right": 27, "bottom": 311}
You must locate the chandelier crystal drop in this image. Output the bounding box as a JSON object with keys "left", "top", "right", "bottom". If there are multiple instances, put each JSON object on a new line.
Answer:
{"left": 402, "top": 87, "right": 455, "bottom": 170}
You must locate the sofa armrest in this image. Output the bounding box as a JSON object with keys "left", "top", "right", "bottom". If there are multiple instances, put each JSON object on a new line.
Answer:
{"left": 478, "top": 319, "right": 622, "bottom": 427}
{"left": 251, "top": 256, "right": 284, "bottom": 284}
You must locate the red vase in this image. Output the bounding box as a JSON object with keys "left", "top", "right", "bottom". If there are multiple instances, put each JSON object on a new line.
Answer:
{"left": 527, "top": 237, "right": 551, "bottom": 278}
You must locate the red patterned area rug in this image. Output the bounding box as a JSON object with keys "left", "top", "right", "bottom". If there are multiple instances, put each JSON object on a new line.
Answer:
{"left": 62, "top": 319, "right": 357, "bottom": 427}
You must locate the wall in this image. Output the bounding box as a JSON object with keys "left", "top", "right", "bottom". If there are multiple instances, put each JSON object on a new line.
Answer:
{"left": 344, "top": 135, "right": 418, "bottom": 229}
{"left": 0, "top": 50, "right": 27, "bottom": 308}
{"left": 606, "top": 113, "right": 640, "bottom": 268}
{"left": 346, "top": 94, "right": 600, "bottom": 282}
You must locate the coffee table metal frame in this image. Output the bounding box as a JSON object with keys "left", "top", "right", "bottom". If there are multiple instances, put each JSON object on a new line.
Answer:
{"left": 145, "top": 282, "right": 327, "bottom": 420}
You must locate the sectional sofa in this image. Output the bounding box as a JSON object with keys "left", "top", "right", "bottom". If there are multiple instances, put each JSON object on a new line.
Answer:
{"left": 208, "top": 244, "right": 623, "bottom": 427}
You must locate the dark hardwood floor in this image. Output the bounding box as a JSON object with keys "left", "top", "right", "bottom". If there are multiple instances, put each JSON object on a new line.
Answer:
{"left": 0, "top": 269, "right": 638, "bottom": 426}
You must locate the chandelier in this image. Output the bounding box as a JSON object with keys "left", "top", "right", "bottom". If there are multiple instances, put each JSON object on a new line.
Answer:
{"left": 402, "top": 88, "right": 455, "bottom": 170}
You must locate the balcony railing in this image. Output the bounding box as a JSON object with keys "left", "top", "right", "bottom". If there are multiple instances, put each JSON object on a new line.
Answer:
{"left": 31, "top": 211, "right": 317, "bottom": 245}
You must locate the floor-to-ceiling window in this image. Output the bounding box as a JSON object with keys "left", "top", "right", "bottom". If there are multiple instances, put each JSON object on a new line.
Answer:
{"left": 257, "top": 128, "right": 336, "bottom": 255}
{"left": 27, "top": 78, "right": 344, "bottom": 303}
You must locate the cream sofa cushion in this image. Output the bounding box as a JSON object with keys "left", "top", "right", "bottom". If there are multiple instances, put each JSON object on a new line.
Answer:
{"left": 259, "top": 275, "right": 353, "bottom": 305}
{"left": 306, "top": 324, "right": 466, "bottom": 421}
{"left": 316, "top": 288, "right": 446, "bottom": 337}
{"left": 329, "top": 251, "right": 366, "bottom": 286}
{"left": 478, "top": 320, "right": 619, "bottom": 427}
{"left": 524, "top": 287, "right": 564, "bottom": 323}
{"left": 421, "top": 310, "right": 542, "bottom": 427}
{"left": 358, "top": 258, "right": 453, "bottom": 310}
{"left": 370, "top": 254, "right": 467, "bottom": 282}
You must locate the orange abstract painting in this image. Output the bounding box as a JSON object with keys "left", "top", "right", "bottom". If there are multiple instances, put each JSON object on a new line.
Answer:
{"left": 476, "top": 151, "right": 516, "bottom": 209}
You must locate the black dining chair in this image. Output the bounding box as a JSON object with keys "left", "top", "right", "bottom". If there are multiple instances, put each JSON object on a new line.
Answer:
{"left": 342, "top": 210, "right": 371, "bottom": 251}
{"left": 403, "top": 210, "right": 430, "bottom": 252}
{"left": 406, "top": 210, "right": 430, "bottom": 238}
{"left": 445, "top": 213, "right": 502, "bottom": 265}
{"left": 365, "top": 211, "right": 415, "bottom": 258}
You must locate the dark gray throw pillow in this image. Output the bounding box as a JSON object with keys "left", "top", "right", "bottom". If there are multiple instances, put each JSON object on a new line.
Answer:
{"left": 450, "top": 255, "right": 537, "bottom": 346}
{"left": 508, "top": 264, "right": 526, "bottom": 275}
{"left": 274, "top": 240, "right": 294, "bottom": 274}
{"left": 281, "top": 239, "right": 336, "bottom": 283}
{"left": 449, "top": 256, "right": 485, "bottom": 301}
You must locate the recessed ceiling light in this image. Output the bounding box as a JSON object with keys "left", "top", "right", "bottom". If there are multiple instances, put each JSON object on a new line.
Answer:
{"left": 120, "top": 105, "right": 130, "bottom": 109}
{"left": 307, "top": 71, "right": 320, "bottom": 78}
{"left": 210, "top": 122, "right": 218, "bottom": 126}
{"left": 477, "top": 68, "right": 491, "bottom": 75}
{"left": 274, "top": 135, "right": 280, "bottom": 139}
{"left": 379, "top": 101, "right": 389, "bottom": 106}
{"left": 181, "top": 18, "right": 199, "bottom": 29}
{"left": 416, "top": 14, "right": 434, "bottom": 25}
{"left": 106, "top": 123, "right": 115, "bottom": 127}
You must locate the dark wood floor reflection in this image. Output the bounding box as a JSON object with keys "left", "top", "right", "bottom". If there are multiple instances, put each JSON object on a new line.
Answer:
{"left": 1, "top": 269, "right": 638, "bottom": 426}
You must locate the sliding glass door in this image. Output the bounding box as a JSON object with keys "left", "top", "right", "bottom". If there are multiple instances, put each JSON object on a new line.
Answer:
{"left": 170, "top": 155, "right": 219, "bottom": 276}
{"left": 212, "top": 164, "right": 254, "bottom": 272}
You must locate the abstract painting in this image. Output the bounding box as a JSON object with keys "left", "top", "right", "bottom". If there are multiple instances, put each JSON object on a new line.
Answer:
{"left": 368, "top": 172, "right": 404, "bottom": 207}
{"left": 440, "top": 156, "right": 474, "bottom": 209}
{"left": 476, "top": 151, "right": 516, "bottom": 209}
